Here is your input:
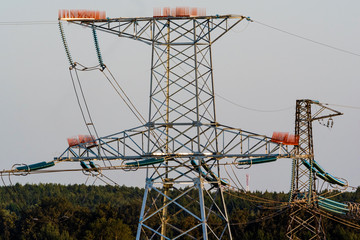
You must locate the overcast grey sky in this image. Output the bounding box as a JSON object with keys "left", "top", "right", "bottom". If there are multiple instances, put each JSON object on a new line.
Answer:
{"left": 1, "top": 0, "right": 359, "bottom": 192}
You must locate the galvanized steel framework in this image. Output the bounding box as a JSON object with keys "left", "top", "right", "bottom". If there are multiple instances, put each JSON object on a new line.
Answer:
{"left": 286, "top": 99, "right": 342, "bottom": 240}
{"left": 58, "top": 15, "right": 292, "bottom": 239}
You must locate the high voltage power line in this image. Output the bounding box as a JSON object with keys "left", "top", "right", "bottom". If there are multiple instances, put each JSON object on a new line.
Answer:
{"left": 1, "top": 18, "right": 359, "bottom": 57}
{"left": 253, "top": 20, "right": 360, "bottom": 57}
{"left": 0, "top": 21, "right": 57, "bottom": 25}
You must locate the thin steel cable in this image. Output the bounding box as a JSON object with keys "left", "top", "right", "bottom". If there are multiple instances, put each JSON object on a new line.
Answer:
{"left": 215, "top": 93, "right": 294, "bottom": 112}
{"left": 61, "top": 21, "right": 108, "bottom": 165}
{"left": 105, "top": 68, "right": 147, "bottom": 122}
{"left": 323, "top": 103, "right": 360, "bottom": 110}
{"left": 224, "top": 164, "right": 243, "bottom": 191}
{"left": 230, "top": 164, "right": 248, "bottom": 192}
{"left": 0, "top": 172, "right": 27, "bottom": 215}
{"left": 74, "top": 68, "right": 99, "bottom": 136}
{"left": 101, "top": 69, "right": 146, "bottom": 124}
{"left": 227, "top": 163, "right": 246, "bottom": 191}
{"left": 229, "top": 207, "right": 289, "bottom": 226}
{"left": 84, "top": 175, "right": 90, "bottom": 185}
{"left": 224, "top": 190, "right": 284, "bottom": 205}
{"left": 254, "top": 20, "right": 360, "bottom": 58}
{"left": 101, "top": 67, "right": 169, "bottom": 149}
{"left": 99, "top": 173, "right": 119, "bottom": 186}
{"left": 318, "top": 191, "right": 347, "bottom": 201}
{"left": 69, "top": 70, "right": 93, "bottom": 136}
{"left": 70, "top": 69, "right": 111, "bottom": 167}
{"left": 74, "top": 62, "right": 102, "bottom": 71}
{"left": 319, "top": 209, "right": 360, "bottom": 230}
{"left": 75, "top": 68, "right": 113, "bottom": 166}
{"left": 0, "top": 21, "right": 57, "bottom": 25}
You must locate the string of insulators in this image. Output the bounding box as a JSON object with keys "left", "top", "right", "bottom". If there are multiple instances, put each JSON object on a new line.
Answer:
{"left": 58, "top": 9, "right": 106, "bottom": 20}
{"left": 67, "top": 135, "right": 96, "bottom": 147}
{"left": 347, "top": 202, "right": 360, "bottom": 219}
{"left": 318, "top": 196, "right": 349, "bottom": 215}
{"left": 271, "top": 132, "right": 299, "bottom": 145}
{"left": 58, "top": 21, "right": 74, "bottom": 67}
{"left": 153, "top": 7, "right": 206, "bottom": 18}
{"left": 92, "top": 26, "right": 105, "bottom": 69}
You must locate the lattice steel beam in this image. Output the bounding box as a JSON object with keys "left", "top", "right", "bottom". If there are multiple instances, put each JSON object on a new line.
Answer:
{"left": 287, "top": 99, "right": 342, "bottom": 240}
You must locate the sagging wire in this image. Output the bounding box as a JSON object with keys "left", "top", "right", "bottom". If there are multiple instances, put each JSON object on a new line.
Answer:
{"left": 223, "top": 161, "right": 288, "bottom": 206}
{"left": 323, "top": 102, "right": 360, "bottom": 110}
{"left": 224, "top": 180, "right": 286, "bottom": 206}
{"left": 229, "top": 207, "right": 289, "bottom": 227}
{"left": 231, "top": 19, "right": 251, "bottom": 34}
{"left": 60, "top": 21, "right": 113, "bottom": 167}
{"left": 91, "top": 25, "right": 146, "bottom": 124}
{"left": 101, "top": 68, "right": 146, "bottom": 124}
{"left": 81, "top": 162, "right": 119, "bottom": 186}
{"left": 225, "top": 190, "right": 286, "bottom": 206}
{"left": 224, "top": 163, "right": 246, "bottom": 191}
{"left": 318, "top": 190, "right": 347, "bottom": 203}
{"left": 225, "top": 162, "right": 289, "bottom": 207}
{"left": 69, "top": 68, "right": 111, "bottom": 167}
{"left": 73, "top": 62, "right": 103, "bottom": 71}
{"left": 0, "top": 21, "right": 57, "bottom": 26}
{"left": 253, "top": 20, "right": 360, "bottom": 58}
{"left": 99, "top": 66, "right": 169, "bottom": 151}
{"left": 215, "top": 93, "right": 294, "bottom": 113}
{"left": 319, "top": 209, "right": 360, "bottom": 230}
{"left": 89, "top": 25, "right": 167, "bottom": 150}
{"left": 0, "top": 172, "right": 28, "bottom": 216}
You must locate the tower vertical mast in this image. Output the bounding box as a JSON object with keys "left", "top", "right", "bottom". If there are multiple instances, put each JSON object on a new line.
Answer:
{"left": 60, "top": 11, "right": 290, "bottom": 239}
{"left": 287, "top": 99, "right": 342, "bottom": 239}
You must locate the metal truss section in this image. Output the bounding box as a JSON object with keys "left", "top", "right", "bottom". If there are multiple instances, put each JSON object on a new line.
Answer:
{"left": 287, "top": 99, "right": 342, "bottom": 240}
{"left": 287, "top": 202, "right": 325, "bottom": 240}
{"left": 136, "top": 177, "right": 233, "bottom": 240}
{"left": 55, "top": 123, "right": 290, "bottom": 163}
{"left": 68, "top": 15, "right": 246, "bottom": 157}
{"left": 67, "top": 15, "right": 246, "bottom": 45}
{"left": 54, "top": 122, "right": 289, "bottom": 240}
{"left": 60, "top": 14, "right": 292, "bottom": 239}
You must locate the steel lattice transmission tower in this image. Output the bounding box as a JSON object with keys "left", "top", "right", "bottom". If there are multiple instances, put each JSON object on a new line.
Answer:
{"left": 286, "top": 99, "right": 342, "bottom": 240}
{"left": 135, "top": 15, "right": 246, "bottom": 239}
{"left": 59, "top": 11, "right": 290, "bottom": 239}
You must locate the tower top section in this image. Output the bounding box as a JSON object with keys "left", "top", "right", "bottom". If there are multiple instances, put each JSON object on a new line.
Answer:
{"left": 58, "top": 8, "right": 245, "bottom": 22}
{"left": 59, "top": 10, "right": 246, "bottom": 46}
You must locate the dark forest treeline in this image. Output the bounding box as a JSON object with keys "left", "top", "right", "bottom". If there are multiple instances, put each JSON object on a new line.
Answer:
{"left": 0, "top": 184, "right": 359, "bottom": 239}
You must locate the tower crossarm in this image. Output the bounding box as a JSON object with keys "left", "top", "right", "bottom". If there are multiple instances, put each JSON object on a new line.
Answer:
{"left": 62, "top": 15, "right": 246, "bottom": 45}
{"left": 309, "top": 100, "right": 343, "bottom": 121}
{"left": 53, "top": 123, "right": 292, "bottom": 163}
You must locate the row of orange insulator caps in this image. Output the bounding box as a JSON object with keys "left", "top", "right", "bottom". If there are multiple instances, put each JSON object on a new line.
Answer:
{"left": 153, "top": 7, "right": 206, "bottom": 17}
{"left": 67, "top": 135, "right": 96, "bottom": 147}
{"left": 59, "top": 9, "right": 106, "bottom": 20}
{"left": 271, "top": 132, "right": 299, "bottom": 145}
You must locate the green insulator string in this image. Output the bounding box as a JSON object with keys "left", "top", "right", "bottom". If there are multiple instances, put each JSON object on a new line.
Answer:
{"left": 58, "top": 21, "right": 74, "bottom": 67}
{"left": 92, "top": 26, "right": 105, "bottom": 70}
{"left": 308, "top": 157, "right": 314, "bottom": 204}
{"left": 289, "top": 158, "right": 296, "bottom": 202}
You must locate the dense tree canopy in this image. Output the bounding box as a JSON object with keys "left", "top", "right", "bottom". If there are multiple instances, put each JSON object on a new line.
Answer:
{"left": 0, "top": 184, "right": 359, "bottom": 239}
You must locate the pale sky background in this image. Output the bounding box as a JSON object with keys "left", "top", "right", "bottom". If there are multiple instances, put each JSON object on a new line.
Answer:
{"left": 1, "top": 0, "right": 359, "bottom": 192}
